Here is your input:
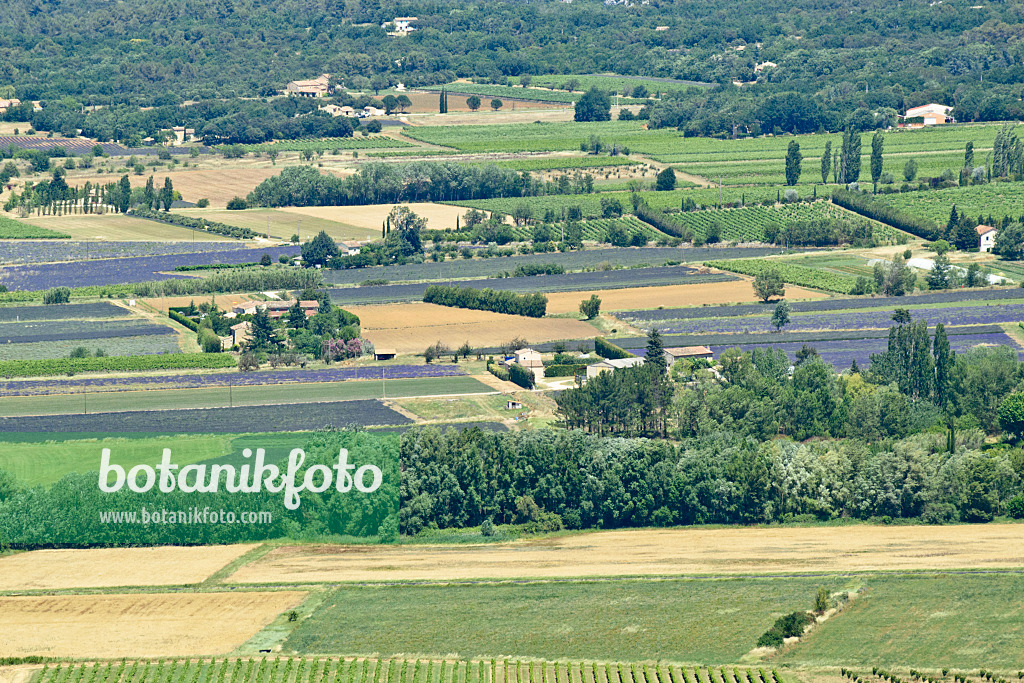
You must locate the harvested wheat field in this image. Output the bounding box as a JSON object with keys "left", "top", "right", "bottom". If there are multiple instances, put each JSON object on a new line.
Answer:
{"left": 176, "top": 208, "right": 372, "bottom": 242}
{"left": 280, "top": 203, "right": 471, "bottom": 232}
{"left": 0, "top": 591, "right": 305, "bottom": 658}
{"left": 546, "top": 280, "right": 828, "bottom": 315}
{"left": 348, "top": 302, "right": 598, "bottom": 353}
{"left": 139, "top": 168, "right": 284, "bottom": 208}
{"left": 0, "top": 544, "right": 258, "bottom": 590}
{"left": 22, "top": 215, "right": 231, "bottom": 241}
{"left": 228, "top": 525, "right": 1024, "bottom": 584}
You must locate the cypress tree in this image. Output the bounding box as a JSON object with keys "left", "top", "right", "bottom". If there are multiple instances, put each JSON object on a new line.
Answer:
{"left": 820, "top": 140, "right": 832, "bottom": 184}
{"left": 933, "top": 322, "right": 953, "bottom": 407}
{"left": 870, "top": 131, "right": 884, "bottom": 192}
{"left": 785, "top": 140, "right": 802, "bottom": 186}
{"left": 645, "top": 328, "right": 667, "bottom": 373}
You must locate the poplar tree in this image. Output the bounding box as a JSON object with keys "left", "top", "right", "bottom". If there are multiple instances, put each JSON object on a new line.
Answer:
{"left": 820, "top": 140, "right": 832, "bottom": 184}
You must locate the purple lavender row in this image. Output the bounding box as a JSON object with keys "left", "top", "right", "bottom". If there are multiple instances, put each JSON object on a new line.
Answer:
{"left": 654, "top": 303, "right": 1024, "bottom": 336}
{"left": 0, "top": 241, "right": 243, "bottom": 265}
{"left": 0, "top": 245, "right": 300, "bottom": 291}
{"left": 0, "top": 364, "right": 466, "bottom": 396}
{"left": 710, "top": 332, "right": 1023, "bottom": 370}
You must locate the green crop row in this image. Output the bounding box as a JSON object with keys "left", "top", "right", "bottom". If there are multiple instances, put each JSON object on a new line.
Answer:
{"left": 0, "top": 215, "right": 70, "bottom": 239}
{"left": 488, "top": 156, "right": 641, "bottom": 172}
{"left": 0, "top": 353, "right": 235, "bottom": 378}
{"left": 706, "top": 258, "right": 861, "bottom": 293}
{"left": 508, "top": 216, "right": 669, "bottom": 242}
{"left": 237, "top": 136, "right": 413, "bottom": 153}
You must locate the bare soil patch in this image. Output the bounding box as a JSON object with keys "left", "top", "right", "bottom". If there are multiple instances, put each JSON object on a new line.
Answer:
{"left": 0, "top": 544, "right": 257, "bottom": 590}
{"left": 279, "top": 203, "right": 467, "bottom": 232}
{"left": 347, "top": 302, "right": 598, "bottom": 354}
{"left": 398, "top": 91, "right": 556, "bottom": 113}
{"left": 175, "top": 208, "right": 370, "bottom": 242}
{"left": 0, "top": 591, "right": 305, "bottom": 658}
{"left": 228, "top": 525, "right": 1024, "bottom": 584}
{"left": 546, "top": 280, "right": 828, "bottom": 314}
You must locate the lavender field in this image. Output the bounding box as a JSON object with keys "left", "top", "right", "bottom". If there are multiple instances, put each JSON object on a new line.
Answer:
{"left": 0, "top": 240, "right": 243, "bottom": 265}
{"left": 0, "top": 245, "right": 299, "bottom": 290}
{"left": 710, "top": 331, "right": 1022, "bottom": 370}
{"left": 640, "top": 303, "right": 1024, "bottom": 335}
{"left": 0, "top": 335, "right": 183, "bottom": 360}
{"left": 0, "top": 364, "right": 467, "bottom": 396}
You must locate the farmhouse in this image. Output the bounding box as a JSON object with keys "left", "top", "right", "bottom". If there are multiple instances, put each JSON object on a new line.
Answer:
{"left": 754, "top": 61, "right": 777, "bottom": 73}
{"left": 663, "top": 346, "right": 714, "bottom": 366}
{"left": 340, "top": 241, "right": 363, "bottom": 255}
{"left": 230, "top": 321, "right": 251, "bottom": 348}
{"left": 362, "top": 105, "right": 386, "bottom": 117}
{"left": 287, "top": 74, "right": 330, "bottom": 98}
{"left": 513, "top": 347, "right": 543, "bottom": 369}
{"left": 586, "top": 356, "right": 644, "bottom": 380}
{"left": 977, "top": 225, "right": 997, "bottom": 253}
{"left": 0, "top": 98, "right": 22, "bottom": 113}
{"left": 264, "top": 299, "right": 320, "bottom": 319}
{"left": 902, "top": 103, "right": 953, "bottom": 127}
{"left": 169, "top": 126, "right": 196, "bottom": 145}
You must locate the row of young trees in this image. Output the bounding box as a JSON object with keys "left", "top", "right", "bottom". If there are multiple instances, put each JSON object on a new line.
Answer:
{"left": 4, "top": 170, "right": 174, "bottom": 215}
{"left": 423, "top": 284, "right": 548, "bottom": 318}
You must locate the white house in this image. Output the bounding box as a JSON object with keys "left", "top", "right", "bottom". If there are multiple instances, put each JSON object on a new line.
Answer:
{"left": 977, "top": 225, "right": 997, "bottom": 253}
{"left": 513, "top": 348, "right": 543, "bottom": 370}
{"left": 754, "top": 61, "right": 777, "bottom": 73}
{"left": 586, "top": 356, "right": 644, "bottom": 380}
{"left": 339, "top": 241, "right": 363, "bottom": 255}
{"left": 903, "top": 103, "right": 953, "bottom": 126}
{"left": 384, "top": 17, "right": 417, "bottom": 36}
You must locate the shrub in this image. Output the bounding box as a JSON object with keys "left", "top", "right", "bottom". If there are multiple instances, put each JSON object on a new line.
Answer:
{"left": 198, "top": 328, "right": 223, "bottom": 353}
{"left": 169, "top": 310, "right": 199, "bottom": 331}
{"left": 508, "top": 362, "right": 536, "bottom": 389}
{"left": 756, "top": 611, "right": 815, "bottom": 648}
{"left": 544, "top": 363, "right": 588, "bottom": 378}
{"left": 594, "top": 336, "right": 632, "bottom": 359}
{"left": 226, "top": 196, "right": 248, "bottom": 210}
{"left": 42, "top": 287, "right": 71, "bottom": 304}
{"left": 1007, "top": 494, "right": 1024, "bottom": 519}
{"left": 196, "top": 198, "right": 210, "bottom": 208}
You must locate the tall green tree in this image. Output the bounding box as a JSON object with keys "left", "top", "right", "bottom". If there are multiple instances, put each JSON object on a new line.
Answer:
{"left": 116, "top": 174, "right": 131, "bottom": 213}
{"left": 820, "top": 140, "right": 832, "bottom": 184}
{"left": 771, "top": 300, "right": 791, "bottom": 331}
{"left": 574, "top": 88, "right": 611, "bottom": 122}
{"left": 645, "top": 328, "right": 666, "bottom": 373}
{"left": 965, "top": 140, "right": 975, "bottom": 169}
{"left": 841, "top": 129, "right": 862, "bottom": 185}
{"left": 870, "top": 131, "right": 884, "bottom": 191}
{"left": 933, "top": 322, "right": 953, "bottom": 408}
{"left": 785, "top": 140, "right": 802, "bottom": 186}
{"left": 159, "top": 177, "right": 174, "bottom": 211}
{"left": 926, "top": 253, "right": 952, "bottom": 290}
{"left": 753, "top": 266, "right": 785, "bottom": 302}
{"left": 143, "top": 175, "right": 156, "bottom": 209}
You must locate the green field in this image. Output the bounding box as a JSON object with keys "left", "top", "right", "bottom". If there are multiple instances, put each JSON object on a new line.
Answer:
{"left": 781, "top": 573, "right": 1024, "bottom": 669}
{"left": 706, "top": 257, "right": 861, "bottom": 293}
{"left": 284, "top": 577, "right": 843, "bottom": 662}
{"left": 175, "top": 208, "right": 369, "bottom": 242}
{"left": 488, "top": 156, "right": 641, "bottom": 172}
{"left": 508, "top": 216, "right": 670, "bottom": 242}
{"left": 0, "top": 375, "right": 494, "bottom": 417}
{"left": 0, "top": 214, "right": 71, "bottom": 238}
{"left": 873, "top": 182, "right": 1024, "bottom": 226}
{"left": 0, "top": 431, "right": 312, "bottom": 486}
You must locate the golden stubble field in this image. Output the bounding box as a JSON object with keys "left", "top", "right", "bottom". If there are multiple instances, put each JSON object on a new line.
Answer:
{"left": 347, "top": 302, "right": 599, "bottom": 353}
{"left": 545, "top": 280, "right": 829, "bottom": 314}
{"left": 0, "top": 591, "right": 306, "bottom": 658}
{"left": 227, "top": 525, "right": 1024, "bottom": 584}
{"left": 0, "top": 544, "right": 258, "bottom": 590}
{"left": 279, "top": 202, "right": 469, "bottom": 233}
{"left": 22, "top": 214, "right": 233, "bottom": 241}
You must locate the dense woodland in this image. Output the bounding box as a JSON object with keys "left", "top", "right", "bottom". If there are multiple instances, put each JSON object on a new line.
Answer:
{"left": 3, "top": 0, "right": 1024, "bottom": 139}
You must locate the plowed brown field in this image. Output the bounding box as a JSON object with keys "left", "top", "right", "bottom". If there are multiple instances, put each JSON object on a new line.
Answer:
{"left": 348, "top": 302, "right": 598, "bottom": 353}
{"left": 545, "top": 280, "right": 828, "bottom": 314}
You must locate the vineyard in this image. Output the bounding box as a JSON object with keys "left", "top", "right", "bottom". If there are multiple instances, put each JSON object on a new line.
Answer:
{"left": 0, "top": 215, "right": 70, "bottom": 239}
{"left": 508, "top": 216, "right": 669, "bottom": 242}
{"left": 235, "top": 136, "right": 414, "bottom": 153}
{"left": 706, "top": 258, "right": 860, "bottom": 293}
{"left": 662, "top": 202, "right": 905, "bottom": 243}
{"left": 29, "top": 659, "right": 791, "bottom": 683}
{"left": 489, "top": 157, "right": 640, "bottom": 172}
{"left": 422, "top": 83, "right": 580, "bottom": 104}
{"left": 873, "top": 182, "right": 1024, "bottom": 225}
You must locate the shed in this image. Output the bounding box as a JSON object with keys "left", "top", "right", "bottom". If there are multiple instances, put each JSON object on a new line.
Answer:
{"left": 374, "top": 348, "right": 397, "bottom": 361}
{"left": 506, "top": 400, "right": 523, "bottom": 410}
{"left": 586, "top": 356, "right": 644, "bottom": 380}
